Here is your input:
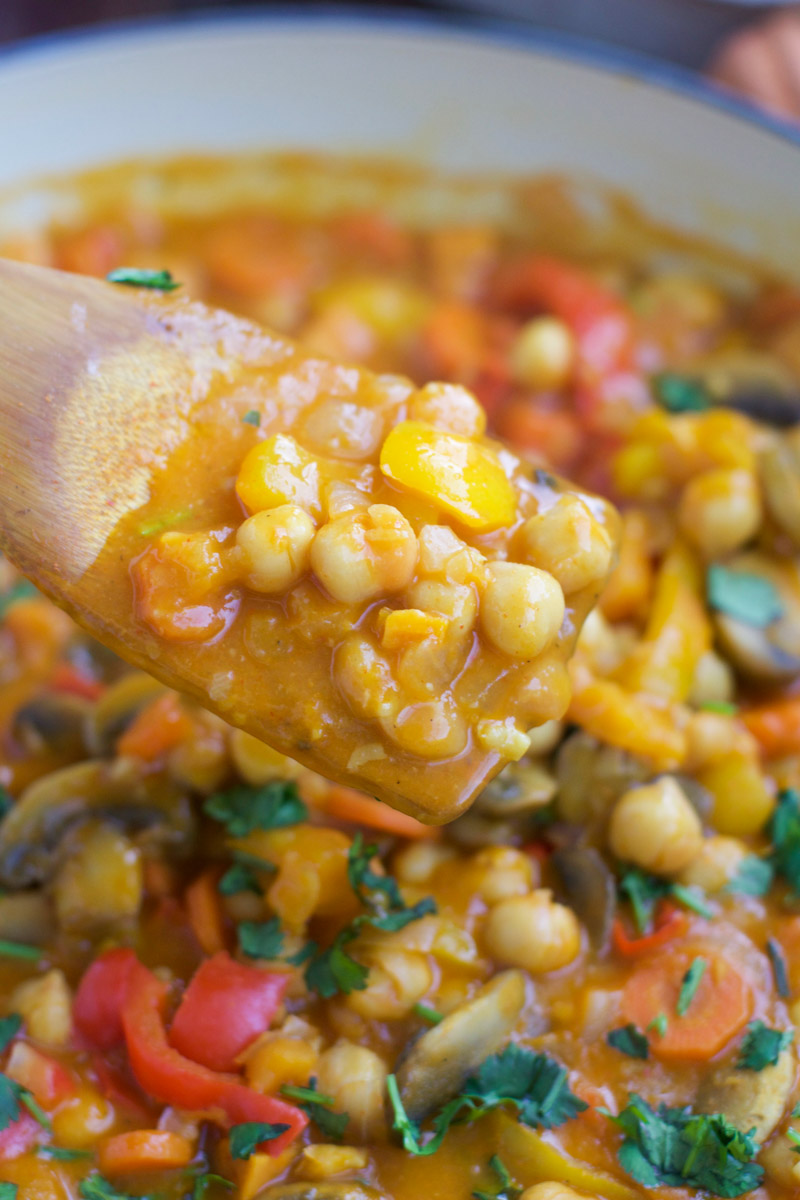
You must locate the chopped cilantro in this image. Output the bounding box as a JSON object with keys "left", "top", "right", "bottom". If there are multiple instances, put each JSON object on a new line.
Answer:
{"left": 218, "top": 861, "right": 263, "bottom": 897}
{"left": 281, "top": 1078, "right": 349, "bottom": 1141}
{"left": 0, "top": 1013, "right": 22, "bottom": 1055}
{"left": 676, "top": 957, "right": 707, "bottom": 1016}
{"left": 237, "top": 917, "right": 284, "bottom": 961}
{"left": 534, "top": 468, "right": 559, "bottom": 489}
{"left": 647, "top": 1013, "right": 668, "bottom": 1038}
{"left": 229, "top": 1121, "right": 290, "bottom": 1160}
{"left": 284, "top": 939, "right": 316, "bottom": 967}
{"left": 413, "top": 1002, "right": 444, "bottom": 1025}
{"left": 767, "top": 937, "right": 791, "bottom": 998}
{"left": 736, "top": 1020, "right": 793, "bottom": 1071}
{"left": 472, "top": 1154, "right": 520, "bottom": 1200}
{"left": 699, "top": 700, "right": 739, "bottom": 715}
{"left": 726, "top": 854, "right": 774, "bottom": 897}
{"left": 768, "top": 789, "right": 800, "bottom": 897}
{"left": 618, "top": 867, "right": 711, "bottom": 933}
{"left": 707, "top": 564, "right": 784, "bottom": 628}
{"left": 204, "top": 780, "right": 307, "bottom": 837}
{"left": 241, "top": 410, "right": 261, "bottom": 427}
{"left": 387, "top": 1045, "right": 586, "bottom": 1157}
{"left": 608, "top": 1094, "right": 763, "bottom": 1196}
{"left": 191, "top": 1173, "right": 234, "bottom": 1200}
{"left": 106, "top": 266, "right": 180, "bottom": 290}
{"left": 788, "top": 1128, "right": 800, "bottom": 1153}
{"left": 137, "top": 507, "right": 193, "bottom": 537}
{"left": 0, "top": 580, "right": 37, "bottom": 618}
{"left": 0, "top": 1186, "right": 16, "bottom": 1200}
{"left": 0, "top": 939, "right": 40, "bottom": 961}
{"left": 303, "top": 836, "right": 435, "bottom": 998}
{"left": 653, "top": 371, "right": 711, "bottom": 413}
{"left": 669, "top": 883, "right": 713, "bottom": 919}
{"left": 0, "top": 1074, "right": 50, "bottom": 1131}
{"left": 38, "top": 1146, "right": 94, "bottom": 1161}
{"left": 0, "top": 785, "right": 11, "bottom": 819}
{"left": 79, "top": 1175, "right": 138, "bottom": 1200}
{"left": 607, "top": 1024, "right": 649, "bottom": 1060}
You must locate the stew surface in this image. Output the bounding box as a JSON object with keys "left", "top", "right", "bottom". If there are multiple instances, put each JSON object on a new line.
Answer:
{"left": 1, "top": 158, "right": 800, "bottom": 1200}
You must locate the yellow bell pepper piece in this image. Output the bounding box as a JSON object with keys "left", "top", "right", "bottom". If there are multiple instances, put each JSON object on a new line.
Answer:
{"left": 494, "top": 1113, "right": 639, "bottom": 1200}
{"left": 380, "top": 420, "right": 515, "bottom": 532}
{"left": 381, "top": 608, "right": 449, "bottom": 650}
{"left": 235, "top": 433, "right": 321, "bottom": 517}
{"left": 235, "top": 1143, "right": 300, "bottom": 1200}
{"left": 615, "top": 541, "right": 711, "bottom": 703}
{"left": 698, "top": 751, "right": 776, "bottom": 836}
{"left": 568, "top": 662, "right": 686, "bottom": 769}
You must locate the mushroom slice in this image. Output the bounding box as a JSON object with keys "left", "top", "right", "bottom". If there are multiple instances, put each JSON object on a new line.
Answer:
{"left": 712, "top": 552, "right": 800, "bottom": 682}
{"left": 11, "top": 693, "right": 91, "bottom": 758}
{"left": 555, "top": 731, "right": 650, "bottom": 825}
{"left": 0, "top": 758, "right": 193, "bottom": 888}
{"left": 262, "top": 1188, "right": 386, "bottom": 1200}
{"left": 395, "top": 969, "right": 526, "bottom": 1121}
{"left": 761, "top": 430, "right": 800, "bottom": 547}
{"left": 696, "top": 1044, "right": 796, "bottom": 1141}
{"left": 473, "top": 761, "right": 557, "bottom": 818}
{"left": 551, "top": 846, "right": 615, "bottom": 952}
{"left": 83, "top": 672, "right": 166, "bottom": 757}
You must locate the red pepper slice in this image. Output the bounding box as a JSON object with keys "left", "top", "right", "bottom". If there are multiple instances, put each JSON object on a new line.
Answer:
{"left": 122, "top": 961, "right": 305, "bottom": 1156}
{"left": 49, "top": 661, "right": 106, "bottom": 701}
{"left": 612, "top": 898, "right": 689, "bottom": 958}
{"left": 73, "top": 947, "right": 139, "bottom": 1051}
{"left": 169, "top": 952, "right": 289, "bottom": 1073}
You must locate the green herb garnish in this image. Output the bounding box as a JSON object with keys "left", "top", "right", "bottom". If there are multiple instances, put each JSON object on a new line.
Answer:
{"left": 676, "top": 957, "right": 707, "bottom": 1016}
{"left": 218, "top": 861, "right": 263, "bottom": 897}
{"left": 0, "top": 940, "right": 40, "bottom": 962}
{"left": 106, "top": 266, "right": 180, "bottom": 291}
{"left": 38, "top": 1146, "right": 94, "bottom": 1161}
{"left": 413, "top": 1003, "right": 444, "bottom": 1026}
{"left": 204, "top": 780, "right": 307, "bottom": 838}
{"left": 0, "top": 785, "right": 11, "bottom": 820}
{"left": 653, "top": 371, "right": 711, "bottom": 413}
{"left": 472, "top": 1154, "right": 520, "bottom": 1200}
{"left": 607, "top": 1024, "right": 649, "bottom": 1060}
{"left": 281, "top": 1078, "right": 349, "bottom": 1141}
{"left": 699, "top": 700, "right": 738, "bottom": 715}
{"left": 707, "top": 564, "right": 784, "bottom": 628}
{"left": 618, "top": 867, "right": 711, "bottom": 934}
{"left": 0, "top": 580, "right": 37, "bottom": 618}
{"left": 191, "top": 1173, "right": 234, "bottom": 1200}
{"left": 767, "top": 937, "right": 791, "bottom": 998}
{"left": 237, "top": 917, "right": 284, "bottom": 961}
{"left": 0, "top": 1013, "right": 22, "bottom": 1055}
{"left": 647, "top": 1013, "right": 668, "bottom": 1038}
{"left": 607, "top": 1094, "right": 763, "bottom": 1196}
{"left": 241, "top": 410, "right": 261, "bottom": 427}
{"left": 228, "top": 1121, "right": 290, "bottom": 1160}
{"left": 787, "top": 1128, "right": 800, "bottom": 1153}
{"left": 137, "top": 507, "right": 193, "bottom": 537}
{"left": 0, "top": 1074, "right": 50, "bottom": 1131}
{"left": 80, "top": 1175, "right": 139, "bottom": 1200}
{"left": 726, "top": 854, "right": 774, "bottom": 897}
{"left": 0, "top": 1186, "right": 17, "bottom": 1200}
{"left": 736, "top": 1020, "right": 793, "bottom": 1071}
{"left": 768, "top": 789, "right": 800, "bottom": 896}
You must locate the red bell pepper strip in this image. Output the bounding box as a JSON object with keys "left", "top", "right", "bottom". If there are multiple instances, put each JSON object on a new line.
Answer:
{"left": 50, "top": 661, "right": 106, "bottom": 700}
{"left": 121, "top": 962, "right": 305, "bottom": 1156}
{"left": 612, "top": 898, "right": 689, "bottom": 958}
{"left": 0, "top": 1111, "right": 40, "bottom": 1162}
{"left": 169, "top": 952, "right": 289, "bottom": 1073}
{"left": 5, "top": 1042, "right": 75, "bottom": 1107}
{"left": 73, "top": 946, "right": 139, "bottom": 1051}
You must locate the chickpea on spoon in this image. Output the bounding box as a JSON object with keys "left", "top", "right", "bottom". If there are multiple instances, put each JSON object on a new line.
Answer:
{"left": 0, "top": 260, "right": 619, "bottom": 821}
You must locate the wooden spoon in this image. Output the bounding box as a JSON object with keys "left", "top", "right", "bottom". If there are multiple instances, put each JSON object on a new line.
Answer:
{"left": 0, "top": 259, "right": 599, "bottom": 823}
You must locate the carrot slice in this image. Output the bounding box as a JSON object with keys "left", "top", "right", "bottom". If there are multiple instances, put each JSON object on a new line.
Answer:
{"left": 320, "top": 785, "right": 437, "bottom": 839}
{"left": 743, "top": 696, "right": 800, "bottom": 758}
{"left": 612, "top": 900, "right": 689, "bottom": 958}
{"left": 98, "top": 1130, "right": 194, "bottom": 1175}
{"left": 185, "top": 869, "right": 228, "bottom": 955}
{"left": 116, "top": 692, "right": 193, "bottom": 762}
{"left": 621, "top": 948, "right": 753, "bottom": 1060}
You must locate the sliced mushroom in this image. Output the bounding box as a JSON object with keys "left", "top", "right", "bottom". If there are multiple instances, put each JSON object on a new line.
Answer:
{"left": 11, "top": 693, "right": 91, "bottom": 758}
{"left": 695, "top": 1044, "right": 796, "bottom": 1141}
{"left": 474, "top": 761, "right": 557, "bottom": 818}
{"left": 701, "top": 352, "right": 800, "bottom": 427}
{"left": 395, "top": 969, "right": 526, "bottom": 1121}
{"left": 83, "top": 672, "right": 166, "bottom": 757}
{"left": 0, "top": 892, "right": 54, "bottom": 943}
{"left": 0, "top": 759, "right": 193, "bottom": 887}
{"left": 555, "top": 732, "right": 650, "bottom": 825}
{"left": 712, "top": 552, "right": 800, "bottom": 682}
{"left": 551, "top": 846, "right": 615, "bottom": 951}
{"left": 761, "top": 430, "right": 800, "bottom": 546}
{"left": 262, "top": 1187, "right": 386, "bottom": 1200}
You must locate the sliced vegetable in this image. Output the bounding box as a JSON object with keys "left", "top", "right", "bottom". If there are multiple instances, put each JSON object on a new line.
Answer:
{"left": 319, "top": 786, "right": 436, "bottom": 839}
{"left": 737, "top": 1021, "right": 794, "bottom": 1071}
{"left": 74, "top": 947, "right": 139, "bottom": 1051}
{"left": 106, "top": 267, "right": 180, "bottom": 290}
{"left": 204, "top": 780, "right": 307, "bottom": 837}
{"left": 606, "top": 1025, "right": 649, "bottom": 1060}
{"left": 97, "top": 1130, "right": 194, "bottom": 1175}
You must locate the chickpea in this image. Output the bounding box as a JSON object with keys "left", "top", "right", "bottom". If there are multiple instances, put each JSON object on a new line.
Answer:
{"left": 677, "top": 835, "right": 747, "bottom": 893}
{"left": 480, "top": 562, "right": 565, "bottom": 660}
{"left": 689, "top": 649, "right": 736, "bottom": 707}
{"left": 393, "top": 841, "right": 458, "bottom": 885}
{"left": 408, "top": 382, "right": 486, "bottom": 438}
{"left": 383, "top": 698, "right": 468, "bottom": 759}
{"left": 608, "top": 776, "right": 703, "bottom": 875}
{"left": 678, "top": 468, "right": 762, "bottom": 559}
{"left": 525, "top": 719, "right": 564, "bottom": 757}
{"left": 483, "top": 889, "right": 581, "bottom": 973}
{"left": 347, "top": 949, "right": 433, "bottom": 1020}
{"left": 315, "top": 1041, "right": 388, "bottom": 1141}
{"left": 470, "top": 846, "right": 536, "bottom": 905}
{"left": 300, "top": 398, "right": 384, "bottom": 460}
{"left": 335, "top": 633, "right": 399, "bottom": 722}
{"left": 761, "top": 1118, "right": 800, "bottom": 1188}
{"left": 684, "top": 711, "right": 756, "bottom": 771}
{"left": 11, "top": 969, "right": 72, "bottom": 1046}
{"left": 235, "top": 504, "right": 315, "bottom": 594}
{"left": 311, "top": 504, "right": 418, "bottom": 605}
{"left": 230, "top": 727, "right": 304, "bottom": 785}
{"left": 510, "top": 316, "right": 575, "bottom": 390}
{"left": 520, "top": 496, "right": 613, "bottom": 595}
{"left": 521, "top": 1186, "right": 597, "bottom": 1200}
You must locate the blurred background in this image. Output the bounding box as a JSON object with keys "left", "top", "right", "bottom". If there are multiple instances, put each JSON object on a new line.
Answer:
{"left": 2, "top": 0, "right": 800, "bottom": 119}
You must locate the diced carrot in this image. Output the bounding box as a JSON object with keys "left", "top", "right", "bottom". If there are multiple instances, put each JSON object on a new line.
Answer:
{"left": 185, "top": 869, "right": 228, "bottom": 955}
{"left": 49, "top": 661, "right": 106, "bottom": 701}
{"left": 420, "top": 301, "right": 487, "bottom": 381}
{"left": 98, "top": 1130, "right": 194, "bottom": 1176}
{"left": 320, "top": 785, "right": 437, "bottom": 839}
{"left": 330, "top": 211, "right": 413, "bottom": 267}
{"left": 494, "top": 400, "right": 581, "bottom": 469}
{"left": 116, "top": 692, "right": 193, "bottom": 762}
{"left": 621, "top": 948, "right": 753, "bottom": 1060}
{"left": 742, "top": 696, "right": 800, "bottom": 759}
